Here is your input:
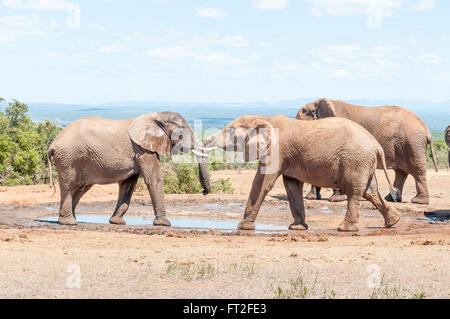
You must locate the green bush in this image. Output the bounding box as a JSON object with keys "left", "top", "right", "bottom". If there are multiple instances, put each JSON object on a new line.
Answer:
{"left": 161, "top": 161, "right": 234, "bottom": 194}
{"left": 206, "top": 150, "right": 259, "bottom": 171}
{"left": 135, "top": 161, "right": 234, "bottom": 194}
{"left": 0, "top": 99, "right": 61, "bottom": 186}
{"left": 428, "top": 140, "right": 448, "bottom": 169}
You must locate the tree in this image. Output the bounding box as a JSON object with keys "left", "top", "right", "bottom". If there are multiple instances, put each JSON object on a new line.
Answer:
{"left": 0, "top": 99, "right": 61, "bottom": 185}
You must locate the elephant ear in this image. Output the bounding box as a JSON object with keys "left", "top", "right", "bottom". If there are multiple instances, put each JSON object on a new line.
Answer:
{"left": 445, "top": 125, "right": 450, "bottom": 147}
{"left": 244, "top": 118, "right": 273, "bottom": 162}
{"left": 128, "top": 113, "right": 171, "bottom": 156}
{"left": 315, "top": 98, "right": 336, "bottom": 119}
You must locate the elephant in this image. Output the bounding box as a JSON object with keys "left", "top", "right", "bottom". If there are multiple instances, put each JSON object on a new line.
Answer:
{"left": 47, "top": 111, "right": 211, "bottom": 226}
{"left": 446, "top": 125, "right": 450, "bottom": 167}
{"left": 198, "top": 115, "right": 401, "bottom": 232}
{"left": 297, "top": 98, "right": 438, "bottom": 205}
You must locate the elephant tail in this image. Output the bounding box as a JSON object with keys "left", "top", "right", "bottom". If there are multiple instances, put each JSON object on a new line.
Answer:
{"left": 47, "top": 148, "right": 56, "bottom": 197}
{"left": 377, "top": 148, "right": 401, "bottom": 202}
{"left": 427, "top": 135, "right": 438, "bottom": 172}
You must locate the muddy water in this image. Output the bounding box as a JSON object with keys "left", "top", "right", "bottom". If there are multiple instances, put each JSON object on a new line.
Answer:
{"left": 1, "top": 198, "right": 447, "bottom": 236}
{"left": 38, "top": 215, "right": 287, "bottom": 233}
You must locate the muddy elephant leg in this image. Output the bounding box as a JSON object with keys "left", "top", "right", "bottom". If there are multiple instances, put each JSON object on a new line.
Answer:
{"left": 283, "top": 176, "right": 308, "bottom": 230}
{"left": 139, "top": 153, "right": 170, "bottom": 227}
{"left": 328, "top": 188, "right": 346, "bottom": 202}
{"left": 385, "top": 169, "right": 407, "bottom": 202}
{"left": 363, "top": 174, "right": 400, "bottom": 228}
{"left": 58, "top": 187, "right": 77, "bottom": 225}
{"left": 305, "top": 185, "right": 321, "bottom": 200}
{"left": 410, "top": 171, "right": 430, "bottom": 205}
{"left": 239, "top": 168, "right": 280, "bottom": 230}
{"left": 337, "top": 191, "right": 360, "bottom": 232}
{"left": 109, "top": 174, "right": 139, "bottom": 225}
{"left": 72, "top": 184, "right": 93, "bottom": 217}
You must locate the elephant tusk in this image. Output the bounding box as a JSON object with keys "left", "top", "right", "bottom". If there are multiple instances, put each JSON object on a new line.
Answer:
{"left": 198, "top": 146, "right": 218, "bottom": 152}
{"left": 192, "top": 149, "right": 209, "bottom": 157}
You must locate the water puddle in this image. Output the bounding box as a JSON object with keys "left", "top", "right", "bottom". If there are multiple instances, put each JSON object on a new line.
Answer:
{"left": 424, "top": 210, "right": 450, "bottom": 223}
{"left": 319, "top": 207, "right": 332, "bottom": 214}
{"left": 38, "top": 214, "right": 287, "bottom": 233}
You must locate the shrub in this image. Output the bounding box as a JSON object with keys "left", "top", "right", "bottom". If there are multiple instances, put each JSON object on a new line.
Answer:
{"left": 0, "top": 99, "right": 61, "bottom": 186}
{"left": 135, "top": 161, "right": 234, "bottom": 194}
{"left": 428, "top": 140, "right": 448, "bottom": 169}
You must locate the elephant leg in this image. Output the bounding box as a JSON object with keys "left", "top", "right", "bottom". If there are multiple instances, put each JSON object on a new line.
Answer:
{"left": 328, "top": 188, "right": 346, "bottom": 202}
{"left": 283, "top": 176, "right": 308, "bottom": 230}
{"left": 239, "top": 168, "right": 280, "bottom": 230}
{"left": 72, "top": 184, "right": 93, "bottom": 216}
{"left": 305, "top": 185, "right": 321, "bottom": 200}
{"left": 410, "top": 171, "right": 430, "bottom": 205}
{"left": 385, "top": 169, "right": 407, "bottom": 202}
{"left": 337, "top": 191, "right": 360, "bottom": 232}
{"left": 363, "top": 174, "right": 400, "bottom": 228}
{"left": 139, "top": 153, "right": 170, "bottom": 227}
{"left": 109, "top": 174, "right": 139, "bottom": 225}
{"left": 58, "top": 187, "right": 77, "bottom": 225}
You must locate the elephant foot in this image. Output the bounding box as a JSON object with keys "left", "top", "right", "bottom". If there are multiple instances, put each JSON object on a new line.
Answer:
{"left": 384, "top": 192, "right": 402, "bottom": 203}
{"left": 238, "top": 220, "right": 255, "bottom": 230}
{"left": 337, "top": 219, "right": 359, "bottom": 232}
{"left": 305, "top": 191, "right": 318, "bottom": 200}
{"left": 289, "top": 223, "right": 308, "bottom": 231}
{"left": 58, "top": 214, "right": 77, "bottom": 225}
{"left": 384, "top": 209, "right": 401, "bottom": 228}
{"left": 328, "top": 194, "right": 346, "bottom": 202}
{"left": 109, "top": 216, "right": 126, "bottom": 225}
{"left": 153, "top": 216, "right": 171, "bottom": 227}
{"left": 411, "top": 195, "right": 429, "bottom": 205}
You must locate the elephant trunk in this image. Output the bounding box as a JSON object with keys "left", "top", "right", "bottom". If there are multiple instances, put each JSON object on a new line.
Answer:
{"left": 192, "top": 134, "right": 211, "bottom": 195}
{"left": 198, "top": 159, "right": 211, "bottom": 195}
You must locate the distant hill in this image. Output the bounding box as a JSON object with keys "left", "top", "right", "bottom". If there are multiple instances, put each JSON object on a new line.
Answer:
{"left": 25, "top": 98, "right": 450, "bottom": 132}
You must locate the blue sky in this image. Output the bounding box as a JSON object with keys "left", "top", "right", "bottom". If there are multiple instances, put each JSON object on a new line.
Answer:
{"left": 0, "top": 0, "right": 449, "bottom": 104}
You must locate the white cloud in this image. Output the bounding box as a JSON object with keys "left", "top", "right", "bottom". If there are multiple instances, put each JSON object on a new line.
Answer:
{"left": 197, "top": 52, "right": 245, "bottom": 65}
{"left": 2, "top": 0, "right": 81, "bottom": 28}
{"left": 195, "top": 6, "right": 226, "bottom": 18}
{"left": 421, "top": 53, "right": 441, "bottom": 64}
{"left": 2, "top": 0, "right": 77, "bottom": 11}
{"left": 100, "top": 45, "right": 123, "bottom": 53}
{"left": 72, "top": 52, "right": 86, "bottom": 59}
{"left": 46, "top": 51, "right": 61, "bottom": 57}
{"left": 305, "top": 0, "right": 434, "bottom": 29}
{"left": 147, "top": 46, "right": 193, "bottom": 60}
{"left": 222, "top": 35, "right": 249, "bottom": 47}
{"left": 85, "top": 24, "right": 110, "bottom": 32}
{"left": 313, "top": 44, "right": 404, "bottom": 79}
{"left": 252, "top": 0, "right": 289, "bottom": 9}
{"left": 0, "top": 15, "right": 35, "bottom": 27}
{"left": 410, "top": 0, "right": 434, "bottom": 12}
{"left": 0, "top": 14, "right": 48, "bottom": 40}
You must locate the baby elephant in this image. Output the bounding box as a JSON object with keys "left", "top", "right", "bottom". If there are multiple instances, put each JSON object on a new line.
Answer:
{"left": 199, "top": 115, "right": 401, "bottom": 232}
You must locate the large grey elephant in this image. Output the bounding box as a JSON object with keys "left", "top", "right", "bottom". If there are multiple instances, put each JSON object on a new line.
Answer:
{"left": 297, "top": 98, "right": 438, "bottom": 205}
{"left": 199, "top": 115, "right": 401, "bottom": 232}
{"left": 48, "top": 112, "right": 211, "bottom": 226}
{"left": 446, "top": 125, "right": 450, "bottom": 167}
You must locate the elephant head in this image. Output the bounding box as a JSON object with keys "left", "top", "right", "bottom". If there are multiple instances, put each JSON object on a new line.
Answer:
{"left": 296, "top": 98, "right": 336, "bottom": 120}
{"left": 128, "top": 111, "right": 211, "bottom": 194}
{"left": 196, "top": 115, "right": 273, "bottom": 163}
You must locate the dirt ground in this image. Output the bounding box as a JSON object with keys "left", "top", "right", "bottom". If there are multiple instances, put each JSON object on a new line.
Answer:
{"left": 0, "top": 169, "right": 449, "bottom": 299}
